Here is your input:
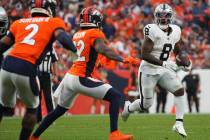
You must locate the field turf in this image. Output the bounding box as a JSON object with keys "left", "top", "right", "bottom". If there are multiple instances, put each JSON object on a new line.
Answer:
{"left": 0, "top": 114, "right": 210, "bottom": 140}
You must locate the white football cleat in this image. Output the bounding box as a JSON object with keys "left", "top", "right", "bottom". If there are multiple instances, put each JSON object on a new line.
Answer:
{"left": 121, "top": 101, "right": 131, "bottom": 122}
{"left": 172, "top": 123, "right": 187, "bottom": 138}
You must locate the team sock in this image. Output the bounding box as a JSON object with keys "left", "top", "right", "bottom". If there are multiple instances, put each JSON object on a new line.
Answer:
{"left": 109, "top": 101, "right": 119, "bottom": 132}
{"left": 33, "top": 105, "right": 67, "bottom": 137}
{"left": 19, "top": 127, "right": 33, "bottom": 140}
{"left": 104, "top": 88, "right": 123, "bottom": 132}
{"left": 176, "top": 119, "right": 183, "bottom": 125}
{"left": 174, "top": 95, "right": 184, "bottom": 123}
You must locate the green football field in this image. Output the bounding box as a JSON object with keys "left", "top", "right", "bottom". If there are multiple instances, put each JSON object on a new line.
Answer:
{"left": 0, "top": 114, "right": 210, "bottom": 140}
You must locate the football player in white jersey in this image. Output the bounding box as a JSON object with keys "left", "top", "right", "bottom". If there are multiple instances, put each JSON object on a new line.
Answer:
{"left": 122, "top": 3, "right": 192, "bottom": 137}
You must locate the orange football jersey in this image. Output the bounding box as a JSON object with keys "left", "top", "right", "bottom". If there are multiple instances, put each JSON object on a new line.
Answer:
{"left": 69, "top": 28, "right": 106, "bottom": 77}
{"left": 8, "top": 17, "right": 66, "bottom": 65}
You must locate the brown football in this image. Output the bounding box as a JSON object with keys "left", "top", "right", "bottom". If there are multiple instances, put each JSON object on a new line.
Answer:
{"left": 176, "top": 54, "right": 190, "bottom": 66}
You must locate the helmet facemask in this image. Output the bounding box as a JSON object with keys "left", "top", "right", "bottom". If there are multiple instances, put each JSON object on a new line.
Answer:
{"left": 155, "top": 12, "right": 173, "bottom": 30}
{"left": 0, "top": 20, "right": 8, "bottom": 35}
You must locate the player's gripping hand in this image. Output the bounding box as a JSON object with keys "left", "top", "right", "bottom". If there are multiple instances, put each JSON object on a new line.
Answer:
{"left": 123, "top": 57, "right": 140, "bottom": 65}
{"left": 179, "top": 60, "right": 192, "bottom": 72}
{"left": 162, "top": 61, "right": 178, "bottom": 72}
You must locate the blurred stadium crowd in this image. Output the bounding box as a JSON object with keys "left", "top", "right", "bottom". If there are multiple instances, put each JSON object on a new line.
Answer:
{"left": 1, "top": 0, "right": 210, "bottom": 89}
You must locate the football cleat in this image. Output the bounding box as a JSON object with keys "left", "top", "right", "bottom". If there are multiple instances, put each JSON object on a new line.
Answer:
{"left": 172, "top": 123, "right": 187, "bottom": 138}
{"left": 109, "top": 130, "right": 133, "bottom": 140}
{"left": 29, "top": 135, "right": 40, "bottom": 140}
{"left": 121, "top": 101, "right": 131, "bottom": 122}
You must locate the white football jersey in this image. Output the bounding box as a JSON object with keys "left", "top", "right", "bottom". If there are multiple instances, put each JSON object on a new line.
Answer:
{"left": 140, "top": 23, "right": 181, "bottom": 74}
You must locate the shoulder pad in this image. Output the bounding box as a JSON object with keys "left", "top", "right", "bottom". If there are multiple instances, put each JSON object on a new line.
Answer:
{"left": 143, "top": 24, "right": 157, "bottom": 42}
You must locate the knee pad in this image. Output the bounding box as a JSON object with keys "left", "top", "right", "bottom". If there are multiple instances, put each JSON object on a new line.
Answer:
{"left": 143, "top": 98, "right": 153, "bottom": 109}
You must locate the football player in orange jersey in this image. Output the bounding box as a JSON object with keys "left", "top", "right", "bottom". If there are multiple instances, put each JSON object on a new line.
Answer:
{"left": 0, "top": 0, "right": 76, "bottom": 140}
{"left": 30, "top": 7, "right": 139, "bottom": 140}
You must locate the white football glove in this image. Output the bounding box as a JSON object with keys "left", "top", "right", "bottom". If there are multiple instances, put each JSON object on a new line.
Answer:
{"left": 179, "top": 60, "right": 192, "bottom": 72}
{"left": 162, "top": 61, "right": 179, "bottom": 72}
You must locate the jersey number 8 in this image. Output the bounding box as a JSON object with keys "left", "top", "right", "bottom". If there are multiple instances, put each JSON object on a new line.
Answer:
{"left": 160, "top": 44, "right": 172, "bottom": 61}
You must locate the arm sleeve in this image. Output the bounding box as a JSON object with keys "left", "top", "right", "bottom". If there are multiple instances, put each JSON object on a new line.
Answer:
{"left": 56, "top": 32, "right": 77, "bottom": 52}
{"left": 52, "top": 18, "right": 76, "bottom": 52}
{"left": 143, "top": 25, "right": 156, "bottom": 42}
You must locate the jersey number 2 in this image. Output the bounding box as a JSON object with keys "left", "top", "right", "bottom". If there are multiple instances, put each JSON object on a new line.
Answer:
{"left": 160, "top": 44, "right": 172, "bottom": 61}
{"left": 21, "top": 24, "right": 39, "bottom": 45}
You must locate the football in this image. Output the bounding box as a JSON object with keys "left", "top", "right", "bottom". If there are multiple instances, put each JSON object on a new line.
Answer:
{"left": 176, "top": 53, "right": 190, "bottom": 66}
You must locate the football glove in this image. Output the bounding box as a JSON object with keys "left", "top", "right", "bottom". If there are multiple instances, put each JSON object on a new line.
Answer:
{"left": 123, "top": 57, "right": 140, "bottom": 65}
{"left": 179, "top": 60, "right": 192, "bottom": 72}
{"left": 162, "top": 61, "right": 179, "bottom": 72}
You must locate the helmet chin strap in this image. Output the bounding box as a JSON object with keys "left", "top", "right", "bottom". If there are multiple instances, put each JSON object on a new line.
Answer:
{"left": 158, "top": 24, "right": 169, "bottom": 30}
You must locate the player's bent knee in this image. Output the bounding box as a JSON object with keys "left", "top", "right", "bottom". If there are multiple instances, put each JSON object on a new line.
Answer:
{"left": 22, "top": 108, "right": 37, "bottom": 129}
{"left": 174, "top": 88, "right": 184, "bottom": 96}
{"left": 113, "top": 90, "right": 124, "bottom": 101}
{"left": 104, "top": 88, "right": 124, "bottom": 102}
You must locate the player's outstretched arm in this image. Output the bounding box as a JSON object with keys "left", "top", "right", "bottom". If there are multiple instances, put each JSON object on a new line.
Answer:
{"left": 94, "top": 38, "right": 140, "bottom": 65}
{"left": 94, "top": 38, "right": 123, "bottom": 62}
{"left": 54, "top": 29, "right": 77, "bottom": 53}
{"left": 142, "top": 37, "right": 163, "bottom": 66}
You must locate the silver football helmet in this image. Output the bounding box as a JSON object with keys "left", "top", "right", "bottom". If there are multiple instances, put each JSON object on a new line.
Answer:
{"left": 154, "top": 4, "right": 174, "bottom": 30}
{"left": 0, "top": 6, "right": 8, "bottom": 36}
